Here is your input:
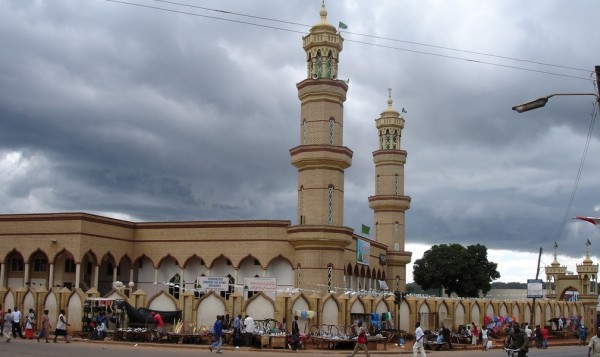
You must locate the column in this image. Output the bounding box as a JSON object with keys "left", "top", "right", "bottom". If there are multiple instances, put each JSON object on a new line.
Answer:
{"left": 180, "top": 267, "right": 185, "bottom": 293}
{"left": 113, "top": 266, "right": 118, "bottom": 283}
{"left": 129, "top": 268, "right": 134, "bottom": 285}
{"left": 48, "top": 263, "right": 54, "bottom": 289}
{"left": 24, "top": 262, "right": 30, "bottom": 288}
{"left": 75, "top": 263, "right": 81, "bottom": 290}
{"left": 0, "top": 263, "right": 5, "bottom": 288}
{"left": 154, "top": 268, "right": 158, "bottom": 294}
{"left": 93, "top": 265, "right": 99, "bottom": 289}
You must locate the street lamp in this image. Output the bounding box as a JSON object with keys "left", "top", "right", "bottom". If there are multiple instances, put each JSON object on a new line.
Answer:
{"left": 512, "top": 93, "right": 598, "bottom": 113}
{"left": 512, "top": 65, "right": 600, "bottom": 113}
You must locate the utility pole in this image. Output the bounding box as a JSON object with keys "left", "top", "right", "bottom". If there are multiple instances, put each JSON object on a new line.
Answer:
{"left": 530, "top": 247, "right": 543, "bottom": 325}
{"left": 596, "top": 65, "right": 600, "bottom": 100}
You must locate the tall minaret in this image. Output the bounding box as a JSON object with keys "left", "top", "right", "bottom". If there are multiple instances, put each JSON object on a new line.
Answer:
{"left": 368, "top": 89, "right": 411, "bottom": 292}
{"left": 288, "top": 1, "right": 353, "bottom": 293}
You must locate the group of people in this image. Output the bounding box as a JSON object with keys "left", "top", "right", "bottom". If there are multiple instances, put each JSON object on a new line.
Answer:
{"left": 1, "top": 305, "right": 71, "bottom": 343}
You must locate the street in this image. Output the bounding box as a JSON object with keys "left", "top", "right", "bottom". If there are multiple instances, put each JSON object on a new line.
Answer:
{"left": 0, "top": 339, "right": 592, "bottom": 357}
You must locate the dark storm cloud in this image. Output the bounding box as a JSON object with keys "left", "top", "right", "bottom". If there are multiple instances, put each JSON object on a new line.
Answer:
{"left": 0, "top": 0, "right": 598, "bottom": 266}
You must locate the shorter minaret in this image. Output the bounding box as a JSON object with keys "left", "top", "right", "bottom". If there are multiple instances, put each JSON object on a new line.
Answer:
{"left": 576, "top": 239, "right": 599, "bottom": 296}
{"left": 545, "top": 242, "right": 567, "bottom": 297}
{"left": 368, "top": 89, "right": 411, "bottom": 292}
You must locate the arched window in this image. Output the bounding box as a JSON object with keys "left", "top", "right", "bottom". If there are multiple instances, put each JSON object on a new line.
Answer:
{"left": 302, "top": 119, "right": 307, "bottom": 144}
{"left": 394, "top": 174, "right": 399, "bottom": 195}
{"left": 220, "top": 274, "right": 234, "bottom": 300}
{"left": 328, "top": 118, "right": 335, "bottom": 145}
{"left": 394, "top": 222, "right": 399, "bottom": 251}
{"left": 169, "top": 273, "right": 181, "bottom": 299}
{"left": 376, "top": 175, "right": 380, "bottom": 194}
{"left": 392, "top": 129, "right": 398, "bottom": 149}
{"left": 247, "top": 274, "right": 260, "bottom": 299}
{"left": 297, "top": 263, "right": 301, "bottom": 288}
{"left": 326, "top": 51, "right": 332, "bottom": 78}
{"left": 316, "top": 50, "right": 322, "bottom": 78}
{"left": 299, "top": 186, "right": 304, "bottom": 223}
{"left": 327, "top": 185, "right": 334, "bottom": 225}
{"left": 194, "top": 274, "right": 206, "bottom": 299}
{"left": 385, "top": 129, "right": 391, "bottom": 149}
{"left": 327, "top": 264, "right": 333, "bottom": 292}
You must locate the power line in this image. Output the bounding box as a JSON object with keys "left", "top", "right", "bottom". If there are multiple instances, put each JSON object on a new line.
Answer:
{"left": 104, "top": 0, "right": 592, "bottom": 82}
{"left": 105, "top": 0, "right": 306, "bottom": 35}
{"left": 138, "top": 0, "right": 590, "bottom": 76}
{"left": 553, "top": 102, "right": 598, "bottom": 243}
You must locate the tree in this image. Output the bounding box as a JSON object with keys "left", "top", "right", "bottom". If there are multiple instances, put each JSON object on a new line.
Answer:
{"left": 412, "top": 243, "right": 500, "bottom": 297}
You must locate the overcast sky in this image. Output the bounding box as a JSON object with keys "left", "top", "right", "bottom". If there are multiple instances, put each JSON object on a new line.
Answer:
{"left": 1, "top": 0, "right": 599, "bottom": 283}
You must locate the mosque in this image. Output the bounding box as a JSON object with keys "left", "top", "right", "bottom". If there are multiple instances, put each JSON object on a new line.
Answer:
{"left": 0, "top": 2, "right": 596, "bottom": 336}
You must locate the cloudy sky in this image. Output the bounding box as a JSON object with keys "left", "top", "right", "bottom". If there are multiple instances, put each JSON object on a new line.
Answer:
{"left": 1, "top": 0, "right": 599, "bottom": 283}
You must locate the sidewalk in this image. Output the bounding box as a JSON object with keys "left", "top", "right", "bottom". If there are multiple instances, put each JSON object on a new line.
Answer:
{"left": 78, "top": 335, "right": 581, "bottom": 355}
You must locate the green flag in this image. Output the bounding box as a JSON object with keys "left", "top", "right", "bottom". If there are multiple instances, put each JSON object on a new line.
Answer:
{"left": 361, "top": 224, "right": 370, "bottom": 235}
{"left": 338, "top": 21, "right": 348, "bottom": 29}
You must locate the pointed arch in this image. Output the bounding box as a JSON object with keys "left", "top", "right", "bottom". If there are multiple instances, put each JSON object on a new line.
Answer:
{"left": 183, "top": 254, "right": 205, "bottom": 268}
{"left": 157, "top": 254, "right": 180, "bottom": 269}
{"left": 148, "top": 289, "right": 180, "bottom": 311}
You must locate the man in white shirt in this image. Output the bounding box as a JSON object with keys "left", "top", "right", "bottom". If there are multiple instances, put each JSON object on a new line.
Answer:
{"left": 524, "top": 324, "right": 532, "bottom": 347}
{"left": 243, "top": 315, "right": 254, "bottom": 347}
{"left": 413, "top": 321, "right": 426, "bottom": 357}
{"left": 11, "top": 308, "right": 23, "bottom": 339}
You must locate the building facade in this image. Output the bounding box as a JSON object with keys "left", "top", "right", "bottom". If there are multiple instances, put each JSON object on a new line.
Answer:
{"left": 0, "top": 3, "right": 411, "bottom": 331}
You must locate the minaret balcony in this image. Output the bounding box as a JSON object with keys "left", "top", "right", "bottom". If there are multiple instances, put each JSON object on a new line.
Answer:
{"left": 372, "top": 150, "right": 407, "bottom": 165}
{"left": 385, "top": 251, "right": 412, "bottom": 266}
{"left": 290, "top": 145, "right": 352, "bottom": 170}
{"left": 368, "top": 195, "right": 411, "bottom": 211}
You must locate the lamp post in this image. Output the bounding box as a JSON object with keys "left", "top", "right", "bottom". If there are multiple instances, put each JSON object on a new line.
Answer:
{"left": 512, "top": 66, "right": 600, "bottom": 113}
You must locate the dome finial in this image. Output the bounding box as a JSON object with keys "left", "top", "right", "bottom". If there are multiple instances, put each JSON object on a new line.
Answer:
{"left": 387, "top": 88, "right": 393, "bottom": 108}
{"left": 320, "top": 0, "right": 327, "bottom": 20}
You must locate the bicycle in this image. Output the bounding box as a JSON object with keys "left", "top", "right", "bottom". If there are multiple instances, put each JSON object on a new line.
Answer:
{"left": 504, "top": 347, "right": 528, "bottom": 357}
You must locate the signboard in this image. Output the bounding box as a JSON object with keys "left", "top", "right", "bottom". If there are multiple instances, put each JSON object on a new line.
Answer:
{"left": 357, "top": 239, "right": 370, "bottom": 266}
{"left": 379, "top": 254, "right": 387, "bottom": 265}
{"left": 527, "top": 279, "right": 543, "bottom": 298}
{"left": 197, "top": 276, "right": 229, "bottom": 292}
{"left": 243, "top": 277, "right": 277, "bottom": 292}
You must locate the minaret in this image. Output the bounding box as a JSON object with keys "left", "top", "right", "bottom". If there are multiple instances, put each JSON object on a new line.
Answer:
{"left": 577, "top": 239, "right": 599, "bottom": 296}
{"left": 288, "top": 1, "right": 353, "bottom": 293}
{"left": 368, "top": 89, "right": 411, "bottom": 292}
{"left": 545, "top": 242, "right": 567, "bottom": 298}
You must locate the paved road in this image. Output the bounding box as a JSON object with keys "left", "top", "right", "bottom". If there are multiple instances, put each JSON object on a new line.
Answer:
{"left": 0, "top": 339, "right": 592, "bottom": 357}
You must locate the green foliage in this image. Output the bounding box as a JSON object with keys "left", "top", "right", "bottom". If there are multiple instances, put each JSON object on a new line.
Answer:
{"left": 412, "top": 243, "right": 500, "bottom": 297}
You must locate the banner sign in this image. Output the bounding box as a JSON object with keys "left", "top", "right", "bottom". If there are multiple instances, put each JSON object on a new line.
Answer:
{"left": 357, "top": 239, "right": 370, "bottom": 265}
{"left": 197, "top": 276, "right": 229, "bottom": 291}
{"left": 527, "top": 279, "right": 543, "bottom": 298}
{"left": 244, "top": 277, "right": 277, "bottom": 292}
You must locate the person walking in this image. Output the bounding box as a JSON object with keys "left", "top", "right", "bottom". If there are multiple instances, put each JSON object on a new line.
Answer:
{"left": 291, "top": 315, "right": 301, "bottom": 350}
{"left": 350, "top": 321, "right": 370, "bottom": 357}
{"left": 413, "top": 321, "right": 426, "bottom": 357}
{"left": 471, "top": 322, "right": 479, "bottom": 346}
{"left": 11, "top": 307, "right": 23, "bottom": 339}
{"left": 541, "top": 325, "right": 550, "bottom": 349}
{"left": 3, "top": 309, "right": 14, "bottom": 343}
{"left": 580, "top": 326, "right": 588, "bottom": 346}
{"left": 24, "top": 308, "right": 36, "bottom": 339}
{"left": 53, "top": 309, "right": 70, "bottom": 343}
{"left": 37, "top": 310, "right": 51, "bottom": 343}
{"left": 232, "top": 314, "right": 241, "bottom": 347}
{"left": 243, "top": 314, "right": 254, "bottom": 347}
{"left": 481, "top": 327, "right": 489, "bottom": 351}
{"left": 589, "top": 329, "right": 600, "bottom": 357}
{"left": 208, "top": 315, "right": 223, "bottom": 353}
